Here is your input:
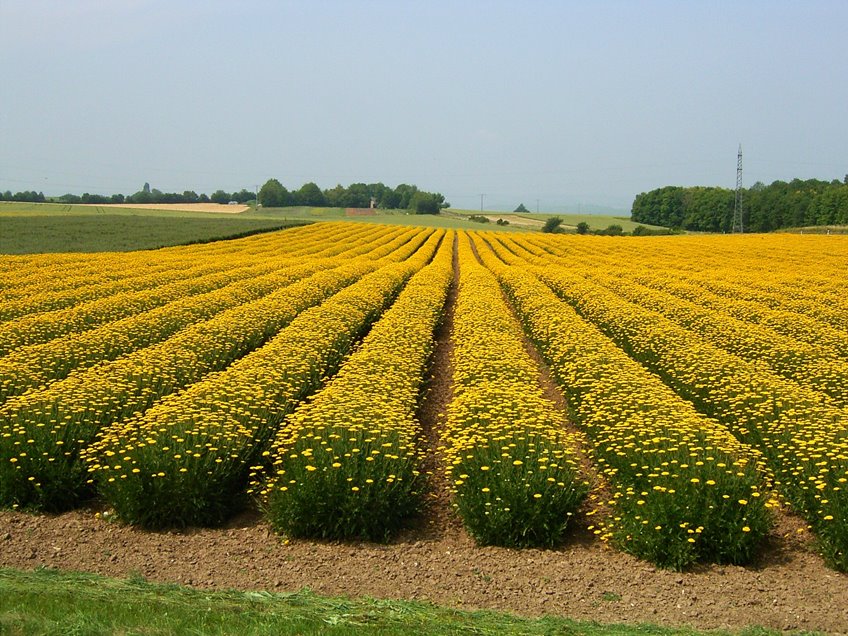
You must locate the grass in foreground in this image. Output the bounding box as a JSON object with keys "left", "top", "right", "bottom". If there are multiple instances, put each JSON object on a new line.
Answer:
{"left": 0, "top": 214, "right": 305, "bottom": 253}
{"left": 0, "top": 567, "right": 791, "bottom": 636}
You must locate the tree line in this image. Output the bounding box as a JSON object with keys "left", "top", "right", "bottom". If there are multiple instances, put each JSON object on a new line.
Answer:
{"left": 1, "top": 180, "right": 450, "bottom": 215}
{"left": 0, "top": 184, "right": 254, "bottom": 206}
{"left": 631, "top": 176, "right": 848, "bottom": 232}
{"left": 258, "top": 179, "right": 449, "bottom": 214}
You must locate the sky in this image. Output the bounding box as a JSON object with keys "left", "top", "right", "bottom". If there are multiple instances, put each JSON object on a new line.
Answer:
{"left": 1, "top": 1, "right": 846, "bottom": 213}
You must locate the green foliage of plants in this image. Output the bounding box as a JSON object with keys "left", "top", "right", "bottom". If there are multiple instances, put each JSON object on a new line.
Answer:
{"left": 606, "top": 446, "right": 772, "bottom": 570}
{"left": 478, "top": 240, "right": 773, "bottom": 570}
{"left": 593, "top": 224, "right": 623, "bottom": 236}
{"left": 1, "top": 266, "right": 368, "bottom": 513}
{"left": 541, "top": 216, "right": 564, "bottom": 233}
{"left": 449, "top": 434, "right": 589, "bottom": 548}
{"left": 266, "top": 428, "right": 423, "bottom": 542}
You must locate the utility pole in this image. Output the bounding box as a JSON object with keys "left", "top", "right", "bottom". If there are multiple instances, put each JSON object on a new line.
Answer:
{"left": 480, "top": 194, "right": 485, "bottom": 213}
{"left": 732, "top": 144, "right": 744, "bottom": 233}
{"left": 536, "top": 199, "right": 540, "bottom": 213}
{"left": 254, "top": 184, "right": 260, "bottom": 209}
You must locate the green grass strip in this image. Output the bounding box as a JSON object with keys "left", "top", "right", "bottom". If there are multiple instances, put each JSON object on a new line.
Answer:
{"left": 0, "top": 567, "right": 787, "bottom": 636}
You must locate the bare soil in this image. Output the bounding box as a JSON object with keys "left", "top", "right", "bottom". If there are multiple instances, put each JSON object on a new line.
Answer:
{"left": 481, "top": 214, "right": 545, "bottom": 228}
{"left": 1, "top": 507, "right": 845, "bottom": 634}
{"left": 2, "top": 234, "right": 847, "bottom": 634}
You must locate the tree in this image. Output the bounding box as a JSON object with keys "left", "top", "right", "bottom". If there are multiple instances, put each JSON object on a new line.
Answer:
{"left": 342, "top": 183, "right": 371, "bottom": 208}
{"left": 230, "top": 189, "right": 254, "bottom": 204}
{"left": 541, "top": 216, "right": 563, "bottom": 233}
{"left": 293, "top": 182, "right": 326, "bottom": 207}
{"left": 210, "top": 190, "right": 230, "bottom": 204}
{"left": 576, "top": 221, "right": 590, "bottom": 234}
{"left": 378, "top": 187, "right": 401, "bottom": 209}
{"left": 258, "top": 179, "right": 289, "bottom": 208}
{"left": 514, "top": 203, "right": 530, "bottom": 213}
{"left": 323, "top": 184, "right": 347, "bottom": 207}
{"left": 409, "top": 191, "right": 441, "bottom": 215}
{"left": 393, "top": 184, "right": 419, "bottom": 209}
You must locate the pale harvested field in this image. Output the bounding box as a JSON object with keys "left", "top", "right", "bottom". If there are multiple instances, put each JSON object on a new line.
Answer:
{"left": 80, "top": 203, "right": 250, "bottom": 214}
{"left": 481, "top": 214, "right": 544, "bottom": 228}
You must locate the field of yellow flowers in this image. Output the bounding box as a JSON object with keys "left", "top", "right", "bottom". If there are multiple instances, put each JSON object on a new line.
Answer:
{"left": 1, "top": 223, "right": 845, "bottom": 572}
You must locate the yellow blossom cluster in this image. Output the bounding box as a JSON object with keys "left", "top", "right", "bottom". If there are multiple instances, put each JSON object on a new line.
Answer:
{"left": 581, "top": 272, "right": 848, "bottom": 408}
{"left": 507, "top": 233, "right": 848, "bottom": 570}
{"left": 440, "top": 233, "right": 589, "bottom": 548}
{"left": 1, "top": 225, "right": 422, "bottom": 512}
{"left": 475, "top": 233, "right": 773, "bottom": 569}
{"left": 617, "top": 272, "right": 848, "bottom": 362}
{"left": 527, "top": 233, "right": 848, "bottom": 359}
{"left": 0, "top": 221, "right": 345, "bottom": 320}
{"left": 513, "top": 237, "right": 848, "bottom": 408}
{"left": 0, "top": 222, "right": 389, "bottom": 320}
{"left": 260, "top": 233, "right": 453, "bottom": 540}
{"left": 0, "top": 226, "right": 412, "bottom": 405}
{"left": 85, "top": 230, "right": 443, "bottom": 528}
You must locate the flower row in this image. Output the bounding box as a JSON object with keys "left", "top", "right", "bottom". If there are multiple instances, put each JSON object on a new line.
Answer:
{"left": 477, "top": 234, "right": 773, "bottom": 569}
{"left": 0, "top": 223, "right": 389, "bottom": 322}
{"left": 259, "top": 232, "right": 454, "bottom": 540}
{"left": 0, "top": 247, "right": 398, "bottom": 511}
{"left": 0, "top": 226, "right": 415, "bottom": 405}
{"left": 514, "top": 244, "right": 848, "bottom": 571}
{"left": 84, "top": 230, "right": 444, "bottom": 529}
{"left": 440, "top": 233, "right": 589, "bottom": 548}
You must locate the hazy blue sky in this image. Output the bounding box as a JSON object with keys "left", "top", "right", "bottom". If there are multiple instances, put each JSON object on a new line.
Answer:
{"left": 2, "top": 1, "right": 846, "bottom": 212}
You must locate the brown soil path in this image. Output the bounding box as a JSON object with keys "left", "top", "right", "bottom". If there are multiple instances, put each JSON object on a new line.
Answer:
{"left": 413, "top": 232, "right": 463, "bottom": 539}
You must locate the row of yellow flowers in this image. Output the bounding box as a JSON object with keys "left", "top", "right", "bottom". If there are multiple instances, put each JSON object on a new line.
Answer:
{"left": 86, "top": 230, "right": 443, "bottom": 528}
{"left": 258, "top": 233, "right": 453, "bottom": 540}
{"left": 0, "top": 223, "right": 391, "bottom": 322}
{"left": 655, "top": 264, "right": 848, "bottom": 332}
{"left": 515, "top": 238, "right": 848, "bottom": 408}
{"left": 527, "top": 234, "right": 848, "bottom": 358}
{"left": 0, "top": 226, "right": 410, "bottom": 360}
{"left": 476, "top": 233, "right": 773, "bottom": 569}
{"left": 0, "top": 220, "right": 330, "bottom": 290}
{"left": 581, "top": 271, "right": 848, "bottom": 408}
{"left": 0, "top": 226, "right": 429, "bottom": 512}
{"left": 527, "top": 233, "right": 848, "bottom": 293}
{"left": 601, "top": 269, "right": 848, "bottom": 363}
{"left": 439, "top": 233, "right": 589, "bottom": 548}
{"left": 0, "top": 226, "right": 412, "bottom": 404}
{"left": 1, "top": 257, "right": 291, "bottom": 355}
{"left": 509, "top": 239, "right": 848, "bottom": 571}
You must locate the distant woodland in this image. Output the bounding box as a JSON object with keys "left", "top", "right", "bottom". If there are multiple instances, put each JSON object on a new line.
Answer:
{"left": 631, "top": 177, "right": 848, "bottom": 232}
{"left": 1, "top": 180, "right": 449, "bottom": 216}
{"left": 256, "top": 179, "right": 449, "bottom": 214}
